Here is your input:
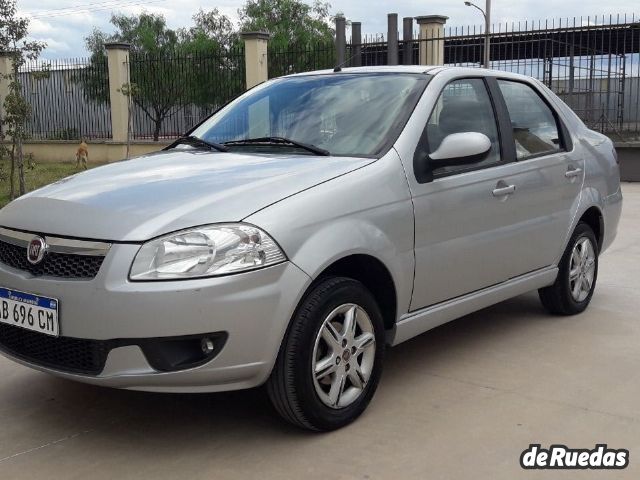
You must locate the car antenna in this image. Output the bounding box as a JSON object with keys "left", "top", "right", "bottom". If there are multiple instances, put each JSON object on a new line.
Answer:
{"left": 333, "top": 49, "right": 366, "bottom": 72}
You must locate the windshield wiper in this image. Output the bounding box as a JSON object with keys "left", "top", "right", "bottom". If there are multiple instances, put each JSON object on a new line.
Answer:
{"left": 167, "top": 135, "right": 229, "bottom": 152}
{"left": 223, "top": 137, "right": 330, "bottom": 156}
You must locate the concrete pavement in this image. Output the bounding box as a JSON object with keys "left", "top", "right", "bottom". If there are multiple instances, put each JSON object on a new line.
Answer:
{"left": 0, "top": 184, "right": 638, "bottom": 480}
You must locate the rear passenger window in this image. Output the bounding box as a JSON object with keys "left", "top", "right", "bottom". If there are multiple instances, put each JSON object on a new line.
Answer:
{"left": 497, "top": 80, "right": 562, "bottom": 160}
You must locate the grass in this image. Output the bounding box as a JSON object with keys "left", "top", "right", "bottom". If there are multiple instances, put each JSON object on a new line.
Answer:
{"left": 0, "top": 160, "right": 105, "bottom": 208}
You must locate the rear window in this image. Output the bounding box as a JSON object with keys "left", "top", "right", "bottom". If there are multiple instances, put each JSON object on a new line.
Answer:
{"left": 497, "top": 80, "right": 562, "bottom": 160}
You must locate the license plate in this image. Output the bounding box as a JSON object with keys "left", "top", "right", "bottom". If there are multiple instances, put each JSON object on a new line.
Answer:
{"left": 0, "top": 287, "right": 59, "bottom": 337}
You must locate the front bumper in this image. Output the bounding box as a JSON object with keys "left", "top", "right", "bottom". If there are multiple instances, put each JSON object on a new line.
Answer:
{"left": 0, "top": 243, "right": 311, "bottom": 392}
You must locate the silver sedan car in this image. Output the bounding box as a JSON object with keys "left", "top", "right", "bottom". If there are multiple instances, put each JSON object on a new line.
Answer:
{"left": 0, "top": 67, "right": 622, "bottom": 431}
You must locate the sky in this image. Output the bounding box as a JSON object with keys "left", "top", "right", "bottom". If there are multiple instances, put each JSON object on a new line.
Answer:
{"left": 18, "top": 0, "right": 640, "bottom": 59}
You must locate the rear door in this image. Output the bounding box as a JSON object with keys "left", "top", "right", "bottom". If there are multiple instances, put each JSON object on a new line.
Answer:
{"left": 491, "top": 78, "right": 584, "bottom": 272}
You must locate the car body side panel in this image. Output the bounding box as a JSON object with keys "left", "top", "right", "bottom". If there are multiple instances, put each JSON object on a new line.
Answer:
{"left": 578, "top": 130, "right": 623, "bottom": 254}
{"left": 537, "top": 79, "right": 622, "bottom": 256}
{"left": 244, "top": 149, "right": 416, "bottom": 319}
{"left": 393, "top": 68, "right": 588, "bottom": 310}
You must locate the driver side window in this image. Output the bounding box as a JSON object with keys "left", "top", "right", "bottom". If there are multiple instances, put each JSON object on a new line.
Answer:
{"left": 427, "top": 78, "right": 501, "bottom": 176}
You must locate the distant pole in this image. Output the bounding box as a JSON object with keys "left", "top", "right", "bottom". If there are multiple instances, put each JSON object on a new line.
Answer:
{"left": 484, "top": 0, "right": 491, "bottom": 68}
{"left": 352, "top": 22, "right": 362, "bottom": 67}
{"left": 464, "top": 0, "right": 491, "bottom": 68}
{"left": 335, "top": 16, "right": 346, "bottom": 67}
{"left": 403, "top": 17, "right": 413, "bottom": 65}
{"left": 387, "top": 13, "right": 399, "bottom": 66}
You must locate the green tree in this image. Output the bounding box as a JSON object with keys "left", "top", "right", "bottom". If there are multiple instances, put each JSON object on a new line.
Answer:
{"left": 179, "top": 8, "right": 238, "bottom": 50}
{"left": 82, "top": 11, "right": 245, "bottom": 141}
{"left": 177, "top": 9, "right": 245, "bottom": 112}
{"left": 239, "top": 0, "right": 335, "bottom": 76}
{"left": 82, "top": 13, "right": 185, "bottom": 141}
{"left": 0, "top": 0, "right": 46, "bottom": 198}
{"left": 239, "top": 0, "right": 334, "bottom": 47}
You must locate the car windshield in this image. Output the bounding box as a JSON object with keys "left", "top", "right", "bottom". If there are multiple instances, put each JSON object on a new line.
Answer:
{"left": 191, "top": 73, "right": 428, "bottom": 157}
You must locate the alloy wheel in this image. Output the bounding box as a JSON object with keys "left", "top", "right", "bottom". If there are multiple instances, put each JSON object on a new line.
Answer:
{"left": 312, "top": 303, "right": 376, "bottom": 409}
{"left": 569, "top": 237, "right": 596, "bottom": 302}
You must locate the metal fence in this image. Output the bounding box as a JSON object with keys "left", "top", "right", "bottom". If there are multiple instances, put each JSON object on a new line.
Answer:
{"left": 268, "top": 41, "right": 335, "bottom": 78}
{"left": 18, "top": 14, "right": 640, "bottom": 142}
{"left": 128, "top": 47, "right": 245, "bottom": 140}
{"left": 18, "top": 48, "right": 245, "bottom": 142}
{"left": 353, "top": 14, "right": 640, "bottom": 137}
{"left": 20, "top": 57, "right": 112, "bottom": 140}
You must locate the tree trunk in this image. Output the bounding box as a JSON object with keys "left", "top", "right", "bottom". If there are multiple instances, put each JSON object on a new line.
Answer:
{"left": 126, "top": 95, "right": 132, "bottom": 159}
{"left": 11, "top": 62, "right": 26, "bottom": 196}
{"left": 9, "top": 143, "right": 15, "bottom": 200}
{"left": 153, "top": 117, "right": 162, "bottom": 142}
{"left": 17, "top": 135, "right": 25, "bottom": 195}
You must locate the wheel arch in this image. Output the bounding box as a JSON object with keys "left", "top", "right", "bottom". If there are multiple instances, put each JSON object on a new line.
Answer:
{"left": 312, "top": 254, "right": 398, "bottom": 334}
{"left": 578, "top": 205, "right": 604, "bottom": 252}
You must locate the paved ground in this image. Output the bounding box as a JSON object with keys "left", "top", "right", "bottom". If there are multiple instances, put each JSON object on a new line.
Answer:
{"left": 0, "top": 184, "right": 638, "bottom": 480}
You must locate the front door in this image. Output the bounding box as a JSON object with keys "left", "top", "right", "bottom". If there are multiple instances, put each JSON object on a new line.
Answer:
{"left": 409, "top": 77, "right": 522, "bottom": 310}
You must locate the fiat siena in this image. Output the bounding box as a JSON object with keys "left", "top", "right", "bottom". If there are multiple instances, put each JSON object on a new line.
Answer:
{"left": 0, "top": 67, "right": 622, "bottom": 431}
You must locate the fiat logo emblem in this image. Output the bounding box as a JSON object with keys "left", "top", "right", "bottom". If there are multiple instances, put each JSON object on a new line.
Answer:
{"left": 27, "top": 236, "right": 48, "bottom": 265}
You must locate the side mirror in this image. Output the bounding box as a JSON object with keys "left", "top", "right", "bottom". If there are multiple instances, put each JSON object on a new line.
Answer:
{"left": 428, "top": 132, "right": 491, "bottom": 170}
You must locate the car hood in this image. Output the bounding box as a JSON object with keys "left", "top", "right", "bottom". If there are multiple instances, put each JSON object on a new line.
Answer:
{"left": 0, "top": 150, "right": 373, "bottom": 242}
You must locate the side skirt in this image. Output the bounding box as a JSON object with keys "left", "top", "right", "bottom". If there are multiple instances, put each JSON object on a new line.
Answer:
{"left": 390, "top": 266, "right": 558, "bottom": 346}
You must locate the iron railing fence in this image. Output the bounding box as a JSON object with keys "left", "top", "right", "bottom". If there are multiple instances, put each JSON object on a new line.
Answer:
{"left": 268, "top": 41, "right": 335, "bottom": 78}
{"left": 353, "top": 14, "right": 640, "bottom": 137}
{"left": 128, "top": 46, "right": 245, "bottom": 140}
{"left": 16, "top": 15, "right": 640, "bottom": 142}
{"left": 348, "top": 34, "right": 388, "bottom": 67}
{"left": 19, "top": 57, "right": 112, "bottom": 141}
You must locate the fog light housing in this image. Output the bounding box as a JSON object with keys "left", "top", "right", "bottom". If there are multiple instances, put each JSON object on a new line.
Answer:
{"left": 201, "top": 337, "right": 216, "bottom": 354}
{"left": 138, "top": 332, "right": 228, "bottom": 372}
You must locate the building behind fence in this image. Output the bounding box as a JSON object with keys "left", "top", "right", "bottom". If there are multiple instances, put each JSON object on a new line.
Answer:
{"left": 349, "top": 14, "right": 640, "bottom": 137}
{"left": 14, "top": 12, "right": 640, "bottom": 145}
{"left": 19, "top": 58, "right": 111, "bottom": 140}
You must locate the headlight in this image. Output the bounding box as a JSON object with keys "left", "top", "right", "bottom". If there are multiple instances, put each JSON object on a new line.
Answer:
{"left": 129, "top": 224, "right": 286, "bottom": 280}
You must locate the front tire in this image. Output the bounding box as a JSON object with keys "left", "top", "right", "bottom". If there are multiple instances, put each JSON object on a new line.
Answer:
{"left": 538, "top": 222, "right": 599, "bottom": 315}
{"left": 267, "top": 277, "right": 385, "bottom": 431}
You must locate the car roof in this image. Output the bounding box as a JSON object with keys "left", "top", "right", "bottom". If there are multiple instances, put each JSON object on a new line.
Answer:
{"left": 284, "top": 65, "right": 442, "bottom": 77}
{"left": 283, "top": 65, "right": 538, "bottom": 83}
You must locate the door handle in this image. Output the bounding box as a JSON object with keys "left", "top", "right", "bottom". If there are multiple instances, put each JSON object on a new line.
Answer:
{"left": 565, "top": 167, "right": 583, "bottom": 178}
{"left": 492, "top": 184, "right": 516, "bottom": 197}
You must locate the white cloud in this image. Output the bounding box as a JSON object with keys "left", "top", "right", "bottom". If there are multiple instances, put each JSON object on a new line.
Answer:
{"left": 36, "top": 37, "right": 73, "bottom": 54}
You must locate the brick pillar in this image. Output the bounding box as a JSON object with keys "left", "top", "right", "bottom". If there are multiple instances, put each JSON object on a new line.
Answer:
{"left": 105, "top": 42, "right": 131, "bottom": 143}
{"left": 0, "top": 52, "right": 14, "bottom": 137}
{"left": 415, "top": 15, "right": 448, "bottom": 66}
{"left": 241, "top": 31, "right": 270, "bottom": 88}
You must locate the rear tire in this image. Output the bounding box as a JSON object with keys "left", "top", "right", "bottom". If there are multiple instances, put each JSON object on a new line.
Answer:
{"left": 267, "top": 277, "right": 385, "bottom": 431}
{"left": 538, "top": 222, "right": 598, "bottom": 315}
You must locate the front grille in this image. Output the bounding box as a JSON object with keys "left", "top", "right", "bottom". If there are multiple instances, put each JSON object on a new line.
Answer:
{"left": 0, "top": 240, "right": 104, "bottom": 279}
{"left": 0, "top": 323, "right": 108, "bottom": 375}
